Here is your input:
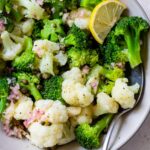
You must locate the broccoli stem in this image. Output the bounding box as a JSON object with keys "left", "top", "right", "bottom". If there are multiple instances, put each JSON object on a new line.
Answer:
{"left": 28, "top": 83, "right": 42, "bottom": 101}
{"left": 0, "top": 97, "right": 6, "bottom": 114}
{"left": 124, "top": 31, "right": 141, "bottom": 68}
{"left": 93, "top": 114, "right": 114, "bottom": 136}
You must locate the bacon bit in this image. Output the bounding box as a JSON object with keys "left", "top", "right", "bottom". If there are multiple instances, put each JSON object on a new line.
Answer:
{"left": 82, "top": 65, "right": 90, "bottom": 75}
{"left": 115, "top": 62, "right": 125, "bottom": 69}
{"left": 3, "top": 119, "right": 27, "bottom": 139}
{"left": 36, "top": 0, "right": 44, "bottom": 6}
{"left": 90, "top": 80, "right": 99, "bottom": 94}
{"left": 0, "top": 20, "right": 5, "bottom": 32}
{"left": 8, "top": 84, "right": 22, "bottom": 102}
{"left": 33, "top": 47, "right": 44, "bottom": 58}
{"left": 23, "top": 109, "right": 45, "bottom": 128}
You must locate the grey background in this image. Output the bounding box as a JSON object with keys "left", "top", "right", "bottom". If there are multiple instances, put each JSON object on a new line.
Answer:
{"left": 121, "top": 114, "right": 150, "bottom": 150}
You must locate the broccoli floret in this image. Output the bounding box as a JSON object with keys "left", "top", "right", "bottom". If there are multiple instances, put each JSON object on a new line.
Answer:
{"left": 1, "top": 31, "right": 25, "bottom": 61}
{"left": 75, "top": 114, "right": 113, "bottom": 149}
{"left": 114, "top": 16, "right": 149, "bottom": 68}
{"left": 103, "top": 65, "right": 125, "bottom": 81}
{"left": 67, "top": 47, "right": 99, "bottom": 68}
{"left": 14, "top": 0, "right": 45, "bottom": 20}
{"left": 98, "top": 80, "right": 115, "bottom": 95}
{"left": 13, "top": 72, "right": 42, "bottom": 101}
{"left": 44, "top": 0, "right": 79, "bottom": 18}
{"left": 32, "top": 20, "right": 43, "bottom": 40}
{"left": 0, "top": 77, "right": 9, "bottom": 114}
{"left": 80, "top": 0, "right": 102, "bottom": 10}
{"left": 0, "top": 0, "right": 23, "bottom": 24}
{"left": 41, "top": 19, "right": 65, "bottom": 42}
{"left": 64, "top": 25, "right": 89, "bottom": 49}
{"left": 100, "top": 30, "right": 128, "bottom": 65}
{"left": 41, "top": 76, "right": 63, "bottom": 102}
{"left": 12, "top": 37, "right": 35, "bottom": 71}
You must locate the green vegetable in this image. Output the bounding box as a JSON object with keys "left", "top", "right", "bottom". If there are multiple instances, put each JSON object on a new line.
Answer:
{"left": 75, "top": 114, "right": 113, "bottom": 149}
{"left": 67, "top": 47, "right": 99, "bottom": 68}
{"left": 31, "top": 20, "right": 43, "bottom": 40}
{"left": 103, "top": 65, "right": 124, "bottom": 81}
{"left": 13, "top": 72, "right": 42, "bottom": 101}
{"left": 41, "top": 76, "right": 63, "bottom": 102}
{"left": 0, "top": 77, "right": 9, "bottom": 114}
{"left": 114, "top": 16, "right": 149, "bottom": 68}
{"left": 12, "top": 37, "right": 35, "bottom": 71}
{"left": 80, "top": 0, "right": 102, "bottom": 10}
{"left": 41, "top": 19, "right": 65, "bottom": 42}
{"left": 64, "top": 25, "right": 89, "bottom": 49}
{"left": 44, "top": 0, "right": 79, "bottom": 18}
{"left": 100, "top": 30, "right": 128, "bottom": 65}
{"left": 98, "top": 80, "right": 115, "bottom": 94}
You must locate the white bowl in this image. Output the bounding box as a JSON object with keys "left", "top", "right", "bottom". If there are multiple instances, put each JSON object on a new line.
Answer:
{"left": 0, "top": 0, "right": 150, "bottom": 150}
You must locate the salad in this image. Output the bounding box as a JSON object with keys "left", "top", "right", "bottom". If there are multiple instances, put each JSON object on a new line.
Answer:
{"left": 0, "top": 0, "right": 149, "bottom": 149}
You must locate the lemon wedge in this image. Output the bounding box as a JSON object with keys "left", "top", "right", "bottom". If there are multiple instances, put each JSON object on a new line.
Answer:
{"left": 89, "top": 0, "right": 126, "bottom": 44}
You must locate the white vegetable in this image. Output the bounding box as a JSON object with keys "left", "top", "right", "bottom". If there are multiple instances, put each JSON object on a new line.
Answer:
{"left": 112, "top": 78, "right": 140, "bottom": 109}
{"left": 28, "top": 122, "right": 63, "bottom": 148}
{"left": 21, "top": 19, "right": 35, "bottom": 36}
{"left": 94, "top": 92, "right": 119, "bottom": 116}
{"left": 32, "top": 40, "right": 60, "bottom": 75}
{"left": 1, "top": 31, "right": 24, "bottom": 61}
{"left": 35, "top": 100, "right": 53, "bottom": 111}
{"left": 14, "top": 96, "right": 33, "bottom": 120}
{"left": 45, "top": 100, "right": 68, "bottom": 123}
{"left": 67, "top": 107, "right": 81, "bottom": 117}
{"left": 39, "top": 52, "right": 55, "bottom": 75}
{"left": 16, "top": 0, "right": 45, "bottom": 20}
{"left": 70, "top": 106, "right": 93, "bottom": 127}
{"left": 62, "top": 80, "right": 94, "bottom": 107}
{"left": 75, "top": 83, "right": 94, "bottom": 107}
{"left": 33, "top": 40, "right": 60, "bottom": 58}
{"left": 55, "top": 51, "right": 68, "bottom": 66}
{"left": 62, "top": 79, "right": 79, "bottom": 106}
{"left": 57, "top": 123, "right": 75, "bottom": 145}
{"left": 62, "top": 67, "right": 85, "bottom": 84}
{"left": 63, "top": 8, "right": 91, "bottom": 29}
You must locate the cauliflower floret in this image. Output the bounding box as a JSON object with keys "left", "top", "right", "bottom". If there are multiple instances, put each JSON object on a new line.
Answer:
{"left": 112, "top": 78, "right": 140, "bottom": 109}
{"left": 16, "top": 0, "right": 45, "bottom": 20}
{"left": 44, "top": 100, "right": 68, "bottom": 123}
{"left": 55, "top": 51, "right": 68, "bottom": 66}
{"left": 1, "top": 31, "right": 24, "bottom": 61}
{"left": 32, "top": 40, "right": 60, "bottom": 75}
{"left": 39, "top": 52, "right": 55, "bottom": 75}
{"left": 70, "top": 106, "right": 93, "bottom": 127}
{"left": 62, "top": 79, "right": 79, "bottom": 106}
{"left": 75, "top": 83, "right": 94, "bottom": 107}
{"left": 62, "top": 80, "right": 94, "bottom": 107}
{"left": 63, "top": 8, "right": 91, "bottom": 29}
{"left": 4, "top": 102, "right": 16, "bottom": 120}
{"left": 35, "top": 99, "right": 53, "bottom": 111}
{"left": 67, "top": 107, "right": 81, "bottom": 117}
{"left": 94, "top": 92, "right": 119, "bottom": 116}
{"left": 33, "top": 40, "right": 60, "bottom": 58}
{"left": 57, "top": 123, "right": 75, "bottom": 145}
{"left": 14, "top": 96, "right": 33, "bottom": 120}
{"left": 28, "top": 122, "right": 63, "bottom": 148}
{"left": 62, "top": 67, "right": 85, "bottom": 84}
{"left": 21, "top": 19, "right": 35, "bottom": 36}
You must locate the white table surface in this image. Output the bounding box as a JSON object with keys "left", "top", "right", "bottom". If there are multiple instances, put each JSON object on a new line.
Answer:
{"left": 120, "top": 0, "right": 150, "bottom": 149}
